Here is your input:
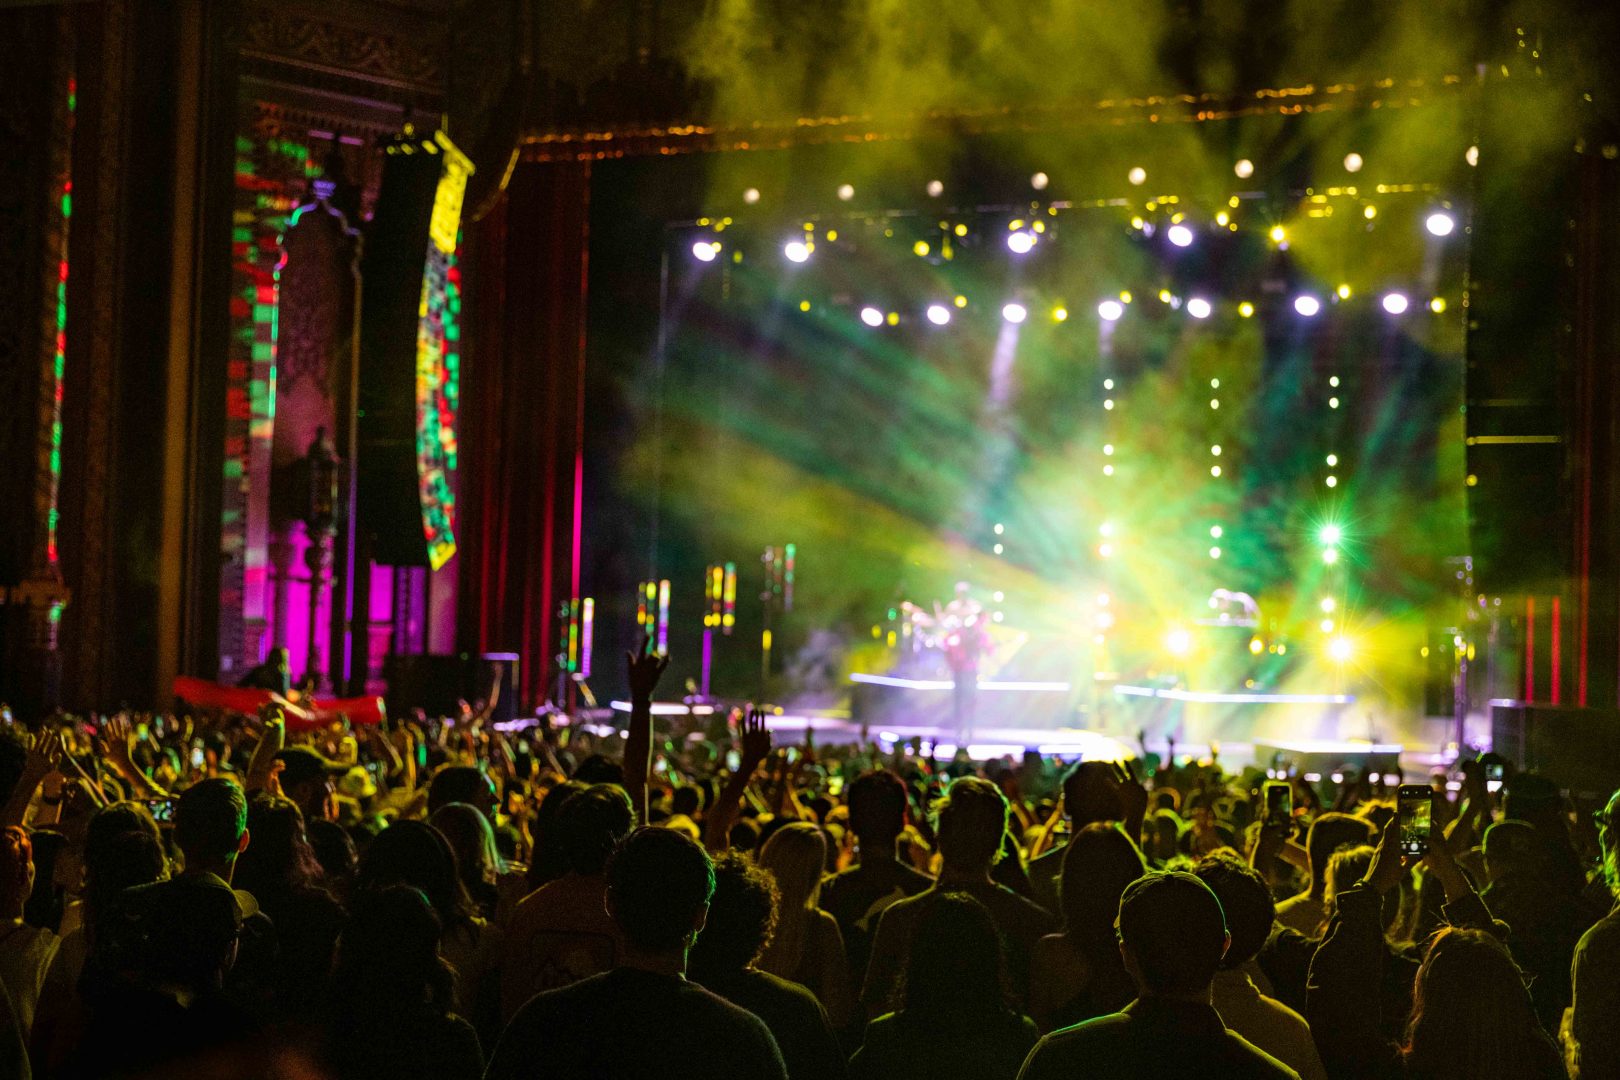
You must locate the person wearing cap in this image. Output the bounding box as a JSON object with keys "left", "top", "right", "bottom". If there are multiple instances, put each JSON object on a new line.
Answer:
{"left": 1501, "top": 772, "right": 1587, "bottom": 898}
{"left": 1480, "top": 818, "right": 1594, "bottom": 1032}
{"left": 274, "top": 746, "right": 345, "bottom": 823}
{"left": 1017, "top": 871, "right": 1298, "bottom": 1079}
{"left": 1571, "top": 786, "right": 1620, "bottom": 1080}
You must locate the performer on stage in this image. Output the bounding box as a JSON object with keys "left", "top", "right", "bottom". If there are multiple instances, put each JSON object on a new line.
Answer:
{"left": 905, "top": 582, "right": 991, "bottom": 740}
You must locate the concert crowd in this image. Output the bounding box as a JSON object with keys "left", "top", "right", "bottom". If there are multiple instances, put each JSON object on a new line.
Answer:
{"left": 0, "top": 644, "right": 1615, "bottom": 1079}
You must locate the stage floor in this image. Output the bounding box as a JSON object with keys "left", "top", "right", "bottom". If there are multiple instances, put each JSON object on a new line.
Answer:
{"left": 587, "top": 703, "right": 1453, "bottom": 771}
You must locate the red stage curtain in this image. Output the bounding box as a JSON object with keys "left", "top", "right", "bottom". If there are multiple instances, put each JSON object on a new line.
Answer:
{"left": 457, "top": 162, "right": 591, "bottom": 709}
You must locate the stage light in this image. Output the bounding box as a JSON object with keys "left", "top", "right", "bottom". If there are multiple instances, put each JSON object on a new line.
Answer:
{"left": 1165, "top": 628, "right": 1193, "bottom": 656}
{"left": 837, "top": 183, "right": 855, "bottom": 201}
{"left": 1103, "top": 379, "right": 1115, "bottom": 390}
{"left": 1210, "top": 444, "right": 1222, "bottom": 456}
{"left": 1097, "top": 299, "right": 1125, "bottom": 322}
{"left": 886, "top": 311, "right": 899, "bottom": 326}
{"left": 1294, "top": 295, "right": 1321, "bottom": 317}
{"left": 1364, "top": 204, "right": 1378, "bottom": 220}
{"left": 1096, "top": 611, "right": 1115, "bottom": 629}
{"left": 860, "top": 306, "right": 884, "bottom": 327}
{"left": 1007, "top": 231, "right": 1035, "bottom": 254}
{"left": 1102, "top": 464, "right": 1114, "bottom": 475}
{"left": 1321, "top": 619, "right": 1335, "bottom": 633}
{"left": 1187, "top": 297, "right": 1212, "bottom": 319}
{"left": 1052, "top": 306, "right": 1069, "bottom": 322}
{"left": 1429, "top": 297, "right": 1447, "bottom": 313}
{"left": 993, "top": 543, "right": 1004, "bottom": 555}
{"left": 993, "top": 590, "right": 1004, "bottom": 601}
{"left": 954, "top": 295, "right": 968, "bottom": 308}
{"left": 1099, "top": 522, "right": 1115, "bottom": 537}
{"left": 1336, "top": 284, "right": 1352, "bottom": 300}
{"left": 1343, "top": 152, "right": 1364, "bottom": 173}
{"left": 1321, "top": 597, "right": 1336, "bottom": 613}
{"left": 743, "top": 187, "right": 761, "bottom": 204}
{"left": 993, "top": 523, "right": 1004, "bottom": 535}
{"left": 799, "top": 300, "right": 811, "bottom": 312}
{"left": 1216, "top": 210, "right": 1230, "bottom": 226}
{"left": 784, "top": 240, "right": 811, "bottom": 263}
{"left": 1210, "top": 525, "right": 1223, "bottom": 538}
{"left": 1319, "top": 525, "right": 1342, "bottom": 545}
{"left": 1210, "top": 465, "right": 1222, "bottom": 477}
{"left": 1425, "top": 211, "right": 1455, "bottom": 237}
{"left": 954, "top": 223, "right": 968, "bottom": 237}
{"left": 1325, "top": 475, "right": 1338, "bottom": 488}
{"left": 1238, "top": 302, "right": 1255, "bottom": 318}
{"left": 926, "top": 304, "right": 951, "bottom": 326}
{"left": 1209, "top": 399, "right": 1220, "bottom": 410}
{"left": 1104, "top": 399, "right": 1115, "bottom": 411}
{"left": 1269, "top": 225, "right": 1287, "bottom": 244}
{"left": 913, "top": 240, "right": 931, "bottom": 257}
{"left": 1234, "top": 158, "right": 1255, "bottom": 178}
{"left": 1326, "top": 453, "right": 1338, "bottom": 467}
{"left": 692, "top": 240, "right": 720, "bottom": 262}
{"left": 1329, "top": 397, "right": 1340, "bottom": 409}
{"left": 1103, "top": 444, "right": 1114, "bottom": 456}
{"left": 1249, "top": 637, "right": 1265, "bottom": 654}
{"left": 1382, "top": 292, "right": 1410, "bottom": 314}
{"left": 1210, "top": 378, "right": 1220, "bottom": 389}
{"left": 1168, "top": 224, "right": 1194, "bottom": 248}
{"left": 1098, "top": 543, "right": 1114, "bottom": 558}
{"left": 1128, "top": 166, "right": 1147, "bottom": 185}
{"left": 1002, "top": 302, "right": 1028, "bottom": 324}
{"left": 1329, "top": 375, "right": 1340, "bottom": 387}
{"left": 1466, "top": 145, "right": 1479, "bottom": 167}
{"left": 1031, "top": 171, "right": 1049, "bottom": 190}
{"left": 1322, "top": 548, "right": 1340, "bottom": 565}
{"left": 1329, "top": 636, "right": 1354, "bottom": 662}
{"left": 1097, "top": 592, "right": 1111, "bottom": 606}
{"left": 927, "top": 179, "right": 944, "bottom": 197}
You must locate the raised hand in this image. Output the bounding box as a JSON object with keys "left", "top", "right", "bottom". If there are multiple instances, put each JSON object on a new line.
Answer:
{"left": 96, "top": 713, "right": 136, "bottom": 768}
{"left": 625, "top": 637, "right": 670, "bottom": 702}
{"left": 1364, "top": 815, "right": 1408, "bottom": 895}
{"left": 739, "top": 708, "right": 772, "bottom": 772}
{"left": 23, "top": 730, "right": 64, "bottom": 778}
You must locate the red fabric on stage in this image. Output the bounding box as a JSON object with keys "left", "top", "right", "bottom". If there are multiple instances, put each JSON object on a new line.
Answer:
{"left": 171, "top": 675, "right": 385, "bottom": 728}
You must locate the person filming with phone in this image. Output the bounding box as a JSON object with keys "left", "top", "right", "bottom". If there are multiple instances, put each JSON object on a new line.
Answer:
{"left": 1306, "top": 793, "right": 1566, "bottom": 1080}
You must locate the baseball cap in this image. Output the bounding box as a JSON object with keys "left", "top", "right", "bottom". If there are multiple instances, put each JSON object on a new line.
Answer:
{"left": 275, "top": 746, "right": 347, "bottom": 789}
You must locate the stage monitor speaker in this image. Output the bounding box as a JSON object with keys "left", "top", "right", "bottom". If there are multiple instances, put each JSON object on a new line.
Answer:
{"left": 1490, "top": 702, "right": 1620, "bottom": 799}
{"left": 382, "top": 653, "right": 469, "bottom": 719}
{"left": 357, "top": 135, "right": 443, "bottom": 567}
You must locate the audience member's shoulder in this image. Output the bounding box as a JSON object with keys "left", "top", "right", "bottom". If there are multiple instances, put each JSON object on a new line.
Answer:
{"left": 1039, "top": 1009, "right": 1133, "bottom": 1045}
{"left": 511, "top": 969, "right": 612, "bottom": 1020}
{"left": 1221, "top": 1027, "right": 1301, "bottom": 1078}
{"left": 746, "top": 966, "right": 826, "bottom": 1006}
{"left": 1578, "top": 907, "right": 1620, "bottom": 959}
{"left": 988, "top": 880, "right": 1059, "bottom": 922}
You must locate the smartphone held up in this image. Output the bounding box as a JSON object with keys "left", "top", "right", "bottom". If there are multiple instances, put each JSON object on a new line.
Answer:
{"left": 1397, "top": 784, "right": 1433, "bottom": 856}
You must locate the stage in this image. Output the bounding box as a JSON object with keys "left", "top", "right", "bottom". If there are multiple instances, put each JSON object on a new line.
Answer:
{"left": 590, "top": 696, "right": 1453, "bottom": 773}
